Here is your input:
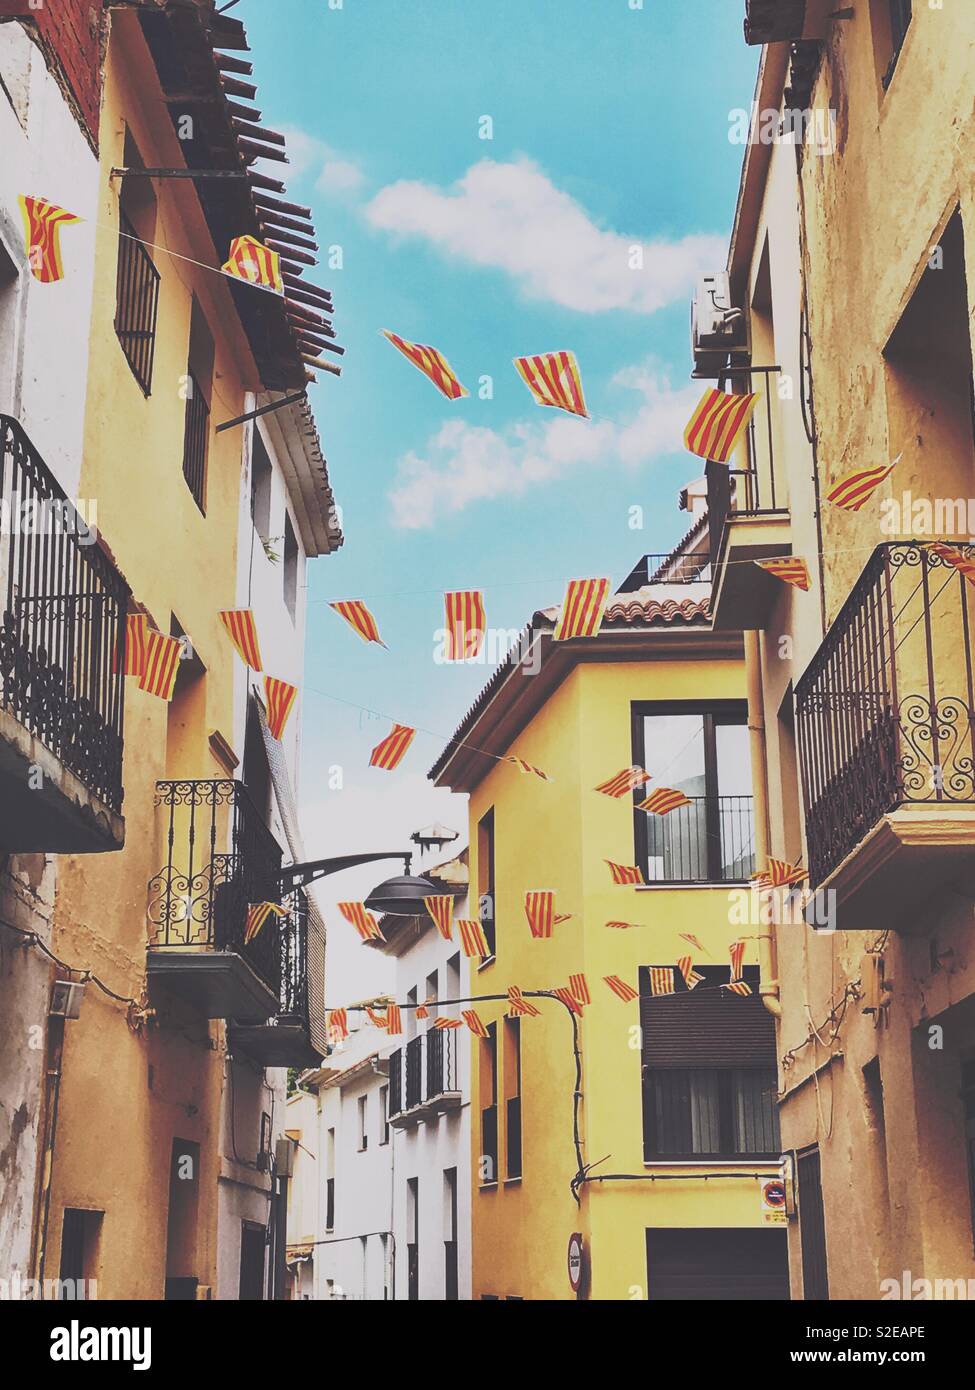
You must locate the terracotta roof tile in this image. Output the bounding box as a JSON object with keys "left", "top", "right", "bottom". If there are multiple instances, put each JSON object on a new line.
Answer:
{"left": 602, "top": 595, "right": 710, "bottom": 626}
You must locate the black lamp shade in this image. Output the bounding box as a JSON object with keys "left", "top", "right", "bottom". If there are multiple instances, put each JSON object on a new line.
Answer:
{"left": 364, "top": 873, "right": 453, "bottom": 917}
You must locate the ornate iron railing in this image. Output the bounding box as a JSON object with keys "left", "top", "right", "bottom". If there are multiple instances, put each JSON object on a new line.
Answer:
{"left": 0, "top": 415, "right": 128, "bottom": 812}
{"left": 388, "top": 1030, "right": 459, "bottom": 1118}
{"left": 279, "top": 888, "right": 310, "bottom": 1024}
{"left": 642, "top": 794, "right": 756, "bottom": 884}
{"left": 796, "top": 542, "right": 975, "bottom": 885}
{"left": 705, "top": 365, "right": 785, "bottom": 566}
{"left": 115, "top": 212, "right": 161, "bottom": 395}
{"left": 405, "top": 1035, "right": 423, "bottom": 1110}
{"left": 181, "top": 369, "right": 209, "bottom": 514}
{"left": 147, "top": 779, "right": 283, "bottom": 996}
{"left": 426, "top": 1026, "right": 458, "bottom": 1097}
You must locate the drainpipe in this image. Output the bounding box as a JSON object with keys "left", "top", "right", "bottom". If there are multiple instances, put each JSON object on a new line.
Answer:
{"left": 745, "top": 631, "right": 781, "bottom": 1017}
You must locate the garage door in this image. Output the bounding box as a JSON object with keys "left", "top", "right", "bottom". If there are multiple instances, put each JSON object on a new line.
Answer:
{"left": 646, "top": 1227, "right": 790, "bottom": 1300}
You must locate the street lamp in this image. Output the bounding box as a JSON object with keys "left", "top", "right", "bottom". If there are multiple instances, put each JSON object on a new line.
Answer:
{"left": 278, "top": 851, "right": 453, "bottom": 916}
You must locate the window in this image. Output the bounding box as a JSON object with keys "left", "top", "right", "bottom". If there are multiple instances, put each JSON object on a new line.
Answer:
{"left": 58, "top": 1209, "right": 102, "bottom": 1298}
{"left": 477, "top": 808, "right": 496, "bottom": 960}
{"left": 164, "top": 620, "right": 205, "bottom": 779}
{"left": 443, "top": 1168, "right": 458, "bottom": 1300}
{"left": 357, "top": 1095, "right": 368, "bottom": 1151}
{"left": 503, "top": 1016, "right": 522, "bottom": 1180}
{"left": 250, "top": 428, "right": 272, "bottom": 541}
{"left": 325, "top": 1127, "right": 335, "bottom": 1231}
{"left": 406, "top": 1178, "right": 419, "bottom": 1302}
{"left": 283, "top": 512, "right": 298, "bottom": 620}
{"left": 798, "top": 1147, "right": 829, "bottom": 1299}
{"left": 872, "top": 0, "right": 912, "bottom": 91}
{"left": 115, "top": 129, "right": 160, "bottom": 395}
{"left": 479, "top": 1022, "right": 499, "bottom": 1185}
{"left": 639, "top": 967, "right": 779, "bottom": 1160}
{"left": 862, "top": 1057, "right": 889, "bottom": 1212}
{"left": 164, "top": 1139, "right": 200, "bottom": 1301}
{"left": 379, "top": 1085, "right": 389, "bottom": 1145}
{"left": 632, "top": 701, "right": 754, "bottom": 883}
{"left": 239, "top": 1221, "right": 266, "bottom": 1301}
{"left": 182, "top": 297, "right": 213, "bottom": 514}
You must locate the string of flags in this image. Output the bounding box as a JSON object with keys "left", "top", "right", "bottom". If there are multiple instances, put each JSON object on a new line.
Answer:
{"left": 20, "top": 195, "right": 81, "bottom": 283}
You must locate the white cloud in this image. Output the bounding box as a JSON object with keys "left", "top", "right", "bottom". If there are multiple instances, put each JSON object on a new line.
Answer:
{"left": 388, "top": 363, "right": 700, "bottom": 529}
{"left": 365, "top": 158, "right": 724, "bottom": 314}
{"left": 280, "top": 125, "right": 365, "bottom": 199}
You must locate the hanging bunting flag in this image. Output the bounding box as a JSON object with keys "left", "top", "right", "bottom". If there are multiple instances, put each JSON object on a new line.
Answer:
{"left": 594, "top": 766, "right": 652, "bottom": 799}
{"left": 637, "top": 787, "right": 692, "bottom": 816}
{"left": 328, "top": 1008, "right": 349, "bottom": 1043}
{"left": 524, "top": 891, "right": 572, "bottom": 939}
{"left": 265, "top": 675, "right": 298, "bottom": 740}
{"left": 462, "top": 1009, "right": 489, "bottom": 1038}
{"left": 119, "top": 612, "right": 149, "bottom": 677}
{"left": 930, "top": 542, "right": 975, "bottom": 587}
{"left": 338, "top": 902, "right": 385, "bottom": 943}
{"left": 507, "top": 757, "right": 550, "bottom": 781}
{"left": 219, "top": 609, "right": 263, "bottom": 671}
{"left": 725, "top": 980, "right": 753, "bottom": 997}
{"left": 513, "top": 350, "right": 589, "bottom": 418}
{"left": 729, "top": 938, "right": 747, "bottom": 981}
{"left": 605, "top": 860, "right": 646, "bottom": 886}
{"left": 365, "top": 1006, "right": 389, "bottom": 1028}
{"left": 754, "top": 557, "right": 811, "bottom": 591}
{"left": 386, "top": 1003, "right": 403, "bottom": 1035}
{"left": 569, "top": 973, "right": 591, "bottom": 1006}
{"left": 508, "top": 986, "right": 541, "bottom": 1017}
{"left": 457, "top": 918, "right": 489, "bottom": 959}
{"left": 382, "top": 330, "right": 468, "bottom": 400}
{"left": 443, "top": 591, "right": 486, "bottom": 661}
{"left": 139, "top": 631, "right": 183, "bottom": 700}
{"left": 432, "top": 1016, "right": 462, "bottom": 1030}
{"left": 604, "top": 975, "right": 638, "bottom": 1003}
{"left": 329, "top": 599, "right": 387, "bottom": 646}
{"left": 369, "top": 723, "right": 416, "bottom": 771}
{"left": 222, "top": 234, "right": 284, "bottom": 294}
{"left": 648, "top": 966, "right": 677, "bottom": 997}
{"left": 423, "top": 894, "right": 454, "bottom": 941}
{"left": 19, "top": 195, "right": 81, "bottom": 283}
{"left": 553, "top": 577, "right": 611, "bottom": 641}
{"left": 683, "top": 386, "right": 758, "bottom": 464}
{"left": 825, "top": 454, "right": 901, "bottom": 512}
{"left": 554, "top": 986, "right": 584, "bottom": 1016}
{"left": 415, "top": 999, "right": 432, "bottom": 1021}
{"left": 605, "top": 920, "right": 644, "bottom": 930}
{"left": 244, "top": 901, "right": 286, "bottom": 944}
{"left": 677, "top": 956, "right": 704, "bottom": 990}
{"left": 752, "top": 858, "right": 807, "bottom": 889}
{"left": 679, "top": 932, "right": 709, "bottom": 955}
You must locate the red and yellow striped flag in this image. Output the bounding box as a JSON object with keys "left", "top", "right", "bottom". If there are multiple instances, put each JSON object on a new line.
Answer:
{"left": 605, "top": 860, "right": 645, "bottom": 885}
{"left": 369, "top": 723, "right": 416, "bottom": 771}
{"left": 219, "top": 609, "right": 263, "bottom": 671}
{"left": 328, "top": 1008, "right": 349, "bottom": 1042}
{"left": 329, "top": 599, "right": 386, "bottom": 646}
{"left": 752, "top": 858, "right": 807, "bottom": 889}
{"left": 677, "top": 956, "right": 704, "bottom": 990}
{"left": 683, "top": 387, "right": 758, "bottom": 464}
{"left": 604, "top": 975, "right": 638, "bottom": 1003}
{"left": 508, "top": 986, "right": 541, "bottom": 1017}
{"left": 524, "top": 890, "right": 571, "bottom": 939}
{"left": 594, "top": 766, "right": 652, "bottom": 798}
{"left": 265, "top": 675, "right": 298, "bottom": 740}
{"left": 433, "top": 1016, "right": 462, "bottom": 1030}
{"left": 386, "top": 1003, "right": 403, "bottom": 1035}
{"left": 637, "top": 787, "right": 692, "bottom": 816}
{"left": 244, "top": 901, "right": 286, "bottom": 944}
{"left": 366, "top": 1007, "right": 388, "bottom": 1028}
{"left": 729, "top": 938, "right": 747, "bottom": 981}
{"left": 423, "top": 894, "right": 454, "bottom": 941}
{"left": 444, "top": 591, "right": 486, "bottom": 660}
{"left": 457, "top": 918, "right": 489, "bottom": 959}
{"left": 513, "top": 350, "right": 589, "bottom": 418}
{"left": 19, "top": 195, "right": 81, "bottom": 283}
{"left": 120, "top": 612, "right": 149, "bottom": 677}
{"left": 725, "top": 980, "right": 753, "bottom": 997}
{"left": 139, "top": 631, "right": 182, "bottom": 700}
{"left": 605, "top": 920, "right": 643, "bottom": 930}
{"left": 383, "top": 330, "right": 468, "bottom": 400}
{"left": 462, "top": 1009, "right": 488, "bottom": 1038}
{"left": 222, "top": 234, "right": 283, "bottom": 294}
{"left": 930, "top": 542, "right": 975, "bottom": 587}
{"left": 648, "top": 966, "right": 676, "bottom": 997}
{"left": 825, "top": 455, "right": 900, "bottom": 512}
{"left": 569, "top": 973, "right": 591, "bottom": 1005}
{"left": 754, "top": 557, "right": 811, "bottom": 591}
{"left": 416, "top": 999, "right": 432, "bottom": 1021}
{"left": 554, "top": 986, "right": 584, "bottom": 1016}
{"left": 553, "top": 577, "right": 611, "bottom": 641}
{"left": 338, "top": 901, "right": 384, "bottom": 942}
{"left": 507, "top": 757, "right": 550, "bottom": 781}
{"left": 679, "top": 932, "right": 708, "bottom": 954}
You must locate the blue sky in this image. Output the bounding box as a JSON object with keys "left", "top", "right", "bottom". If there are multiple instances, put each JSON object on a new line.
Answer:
{"left": 237, "top": 0, "right": 758, "bottom": 998}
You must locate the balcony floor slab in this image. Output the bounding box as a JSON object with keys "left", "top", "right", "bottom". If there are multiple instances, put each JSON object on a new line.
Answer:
{"left": 147, "top": 950, "right": 279, "bottom": 1022}
{"left": 711, "top": 511, "right": 792, "bottom": 630}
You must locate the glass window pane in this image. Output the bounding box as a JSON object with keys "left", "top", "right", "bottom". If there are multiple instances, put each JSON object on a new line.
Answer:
{"left": 642, "top": 714, "right": 705, "bottom": 793}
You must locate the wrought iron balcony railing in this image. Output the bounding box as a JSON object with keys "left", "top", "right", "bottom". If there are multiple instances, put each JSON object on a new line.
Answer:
{"left": 705, "top": 365, "right": 785, "bottom": 566}
{"left": 0, "top": 415, "right": 129, "bottom": 812}
{"left": 618, "top": 552, "right": 712, "bottom": 590}
{"left": 796, "top": 542, "right": 975, "bottom": 886}
{"left": 638, "top": 794, "right": 756, "bottom": 884}
{"left": 388, "top": 1028, "right": 461, "bottom": 1122}
{"left": 147, "top": 779, "right": 283, "bottom": 997}
{"left": 279, "top": 887, "right": 310, "bottom": 1025}
{"left": 426, "top": 1024, "right": 458, "bottom": 1097}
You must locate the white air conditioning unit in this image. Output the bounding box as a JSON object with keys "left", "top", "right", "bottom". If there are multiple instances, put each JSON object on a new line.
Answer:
{"left": 691, "top": 272, "right": 749, "bottom": 376}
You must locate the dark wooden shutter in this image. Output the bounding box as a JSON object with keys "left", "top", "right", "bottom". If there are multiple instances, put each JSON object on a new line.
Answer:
{"left": 639, "top": 966, "right": 776, "bottom": 1068}
{"left": 798, "top": 1147, "right": 829, "bottom": 1299}
{"left": 646, "top": 1227, "right": 790, "bottom": 1301}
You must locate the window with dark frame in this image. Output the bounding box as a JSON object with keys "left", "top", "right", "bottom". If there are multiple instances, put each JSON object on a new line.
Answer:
{"left": 477, "top": 807, "right": 496, "bottom": 960}
{"left": 480, "top": 1021, "right": 499, "bottom": 1185}
{"left": 115, "top": 131, "right": 160, "bottom": 396}
{"left": 283, "top": 512, "right": 298, "bottom": 619}
{"left": 250, "top": 428, "right": 273, "bottom": 541}
{"left": 504, "top": 1015, "right": 522, "bottom": 1180}
{"left": 379, "top": 1084, "right": 389, "bottom": 1145}
{"left": 632, "top": 700, "right": 754, "bottom": 884}
{"left": 182, "top": 297, "right": 213, "bottom": 514}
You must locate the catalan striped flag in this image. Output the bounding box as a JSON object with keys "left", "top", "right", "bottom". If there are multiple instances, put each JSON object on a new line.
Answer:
{"left": 221, "top": 234, "right": 284, "bottom": 294}
{"left": 423, "top": 894, "right": 454, "bottom": 941}
{"left": 825, "top": 455, "right": 901, "bottom": 512}
{"left": 265, "top": 675, "right": 298, "bottom": 740}
{"left": 677, "top": 956, "right": 704, "bottom": 990}
{"left": 415, "top": 1000, "right": 432, "bottom": 1021}
{"left": 605, "top": 860, "right": 645, "bottom": 886}
{"left": 329, "top": 599, "right": 386, "bottom": 646}
{"left": 604, "top": 975, "right": 638, "bottom": 1003}
{"left": 605, "top": 920, "right": 643, "bottom": 930}
{"left": 444, "top": 590, "right": 486, "bottom": 660}
{"left": 754, "top": 557, "right": 811, "bottom": 591}
{"left": 457, "top": 918, "right": 489, "bottom": 959}
{"left": 508, "top": 986, "right": 541, "bottom": 1017}
{"left": 554, "top": 987, "right": 584, "bottom": 1016}
{"left": 382, "top": 330, "right": 468, "bottom": 400}
{"left": 462, "top": 1009, "right": 489, "bottom": 1038}
{"left": 120, "top": 612, "right": 149, "bottom": 677}
{"left": 683, "top": 387, "right": 758, "bottom": 464}
{"left": 553, "top": 577, "right": 611, "bottom": 641}
{"left": 219, "top": 609, "right": 263, "bottom": 671}
{"left": 19, "top": 195, "right": 81, "bottom": 283}
{"left": 139, "top": 631, "right": 182, "bottom": 700}
{"left": 369, "top": 723, "right": 416, "bottom": 771}
{"left": 729, "top": 938, "right": 747, "bottom": 981}
{"left": 637, "top": 786, "right": 692, "bottom": 816}
{"left": 594, "top": 766, "right": 652, "bottom": 798}
{"left": 679, "top": 932, "right": 709, "bottom": 955}
{"left": 386, "top": 1003, "right": 403, "bottom": 1035}
{"left": 725, "top": 980, "right": 753, "bottom": 997}
{"left": 244, "top": 901, "right": 286, "bottom": 944}
{"left": 930, "top": 542, "right": 975, "bottom": 587}
{"left": 507, "top": 757, "right": 550, "bottom": 781}
{"left": 338, "top": 901, "right": 384, "bottom": 943}
{"left": 569, "top": 973, "right": 591, "bottom": 1006}
{"left": 513, "top": 351, "right": 589, "bottom": 418}
{"left": 328, "top": 1008, "right": 349, "bottom": 1042}
{"left": 753, "top": 858, "right": 807, "bottom": 889}
{"left": 433, "top": 1016, "right": 462, "bottom": 1030}
{"left": 648, "top": 966, "right": 676, "bottom": 997}
{"left": 524, "top": 891, "right": 571, "bottom": 939}
{"left": 365, "top": 1007, "right": 388, "bottom": 1029}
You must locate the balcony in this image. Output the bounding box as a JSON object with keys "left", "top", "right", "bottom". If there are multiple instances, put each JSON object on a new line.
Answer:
{"left": 146, "top": 779, "right": 283, "bottom": 1021}
{"left": 388, "top": 1028, "right": 462, "bottom": 1129}
{"left": 743, "top": 0, "right": 833, "bottom": 45}
{"left": 796, "top": 543, "right": 975, "bottom": 928}
{"left": 229, "top": 889, "right": 325, "bottom": 1069}
{"left": 637, "top": 794, "right": 756, "bottom": 884}
{"left": 705, "top": 367, "right": 793, "bottom": 630}
{"left": 0, "top": 415, "right": 128, "bottom": 853}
